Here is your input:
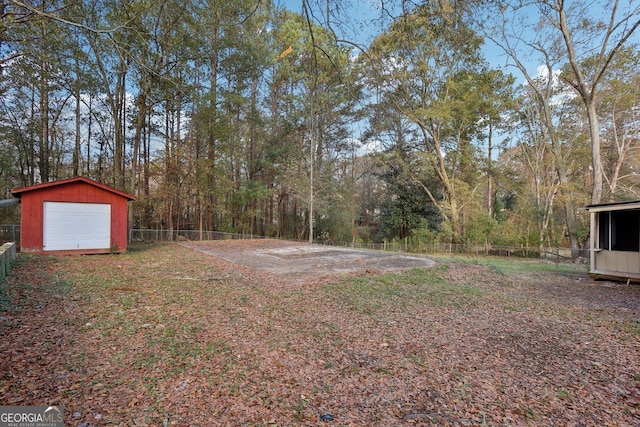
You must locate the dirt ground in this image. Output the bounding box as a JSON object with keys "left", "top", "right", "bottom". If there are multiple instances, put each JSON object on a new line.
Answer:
{"left": 180, "top": 239, "right": 436, "bottom": 284}
{"left": 0, "top": 241, "right": 638, "bottom": 426}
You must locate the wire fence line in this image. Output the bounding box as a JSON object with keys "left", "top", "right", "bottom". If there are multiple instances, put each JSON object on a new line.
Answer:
{"left": 129, "top": 228, "right": 267, "bottom": 243}
{"left": 128, "top": 228, "right": 589, "bottom": 263}
{"left": 0, "top": 225, "right": 588, "bottom": 263}
{"left": 0, "top": 224, "right": 19, "bottom": 244}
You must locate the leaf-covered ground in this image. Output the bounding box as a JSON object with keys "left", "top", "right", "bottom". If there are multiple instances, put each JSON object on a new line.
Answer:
{"left": 0, "top": 243, "right": 638, "bottom": 426}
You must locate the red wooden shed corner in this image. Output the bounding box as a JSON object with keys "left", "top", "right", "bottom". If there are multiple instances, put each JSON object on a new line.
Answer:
{"left": 11, "top": 177, "right": 136, "bottom": 254}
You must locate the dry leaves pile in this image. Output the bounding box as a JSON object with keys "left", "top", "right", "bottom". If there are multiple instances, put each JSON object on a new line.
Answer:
{"left": 0, "top": 242, "right": 638, "bottom": 426}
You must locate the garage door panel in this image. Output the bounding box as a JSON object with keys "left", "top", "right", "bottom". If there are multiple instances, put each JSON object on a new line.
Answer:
{"left": 44, "top": 202, "right": 111, "bottom": 251}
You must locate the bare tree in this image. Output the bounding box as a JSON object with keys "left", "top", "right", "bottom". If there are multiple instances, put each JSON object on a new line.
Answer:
{"left": 476, "top": 0, "right": 640, "bottom": 205}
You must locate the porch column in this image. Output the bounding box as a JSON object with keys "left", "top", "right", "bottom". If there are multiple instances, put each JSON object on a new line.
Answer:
{"left": 589, "top": 210, "right": 596, "bottom": 273}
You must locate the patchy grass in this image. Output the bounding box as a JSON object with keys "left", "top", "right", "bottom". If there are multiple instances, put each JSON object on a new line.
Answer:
{"left": 324, "top": 265, "right": 486, "bottom": 315}
{"left": 0, "top": 243, "right": 638, "bottom": 426}
{"left": 429, "top": 253, "right": 589, "bottom": 275}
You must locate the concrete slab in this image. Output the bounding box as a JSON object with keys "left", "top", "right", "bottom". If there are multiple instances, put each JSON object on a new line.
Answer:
{"left": 180, "top": 239, "right": 436, "bottom": 281}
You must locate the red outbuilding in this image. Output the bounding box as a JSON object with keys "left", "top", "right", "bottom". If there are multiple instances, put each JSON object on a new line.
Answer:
{"left": 11, "top": 177, "right": 136, "bottom": 254}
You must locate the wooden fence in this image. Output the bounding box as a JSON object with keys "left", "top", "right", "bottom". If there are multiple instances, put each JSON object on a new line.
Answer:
{"left": 0, "top": 242, "right": 17, "bottom": 282}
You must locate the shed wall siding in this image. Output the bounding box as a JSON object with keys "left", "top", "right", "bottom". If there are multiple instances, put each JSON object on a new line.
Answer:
{"left": 588, "top": 201, "right": 640, "bottom": 281}
{"left": 596, "top": 251, "right": 640, "bottom": 275}
{"left": 19, "top": 181, "right": 130, "bottom": 253}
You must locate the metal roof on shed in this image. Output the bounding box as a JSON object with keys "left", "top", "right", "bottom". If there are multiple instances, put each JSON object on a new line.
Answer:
{"left": 585, "top": 200, "right": 640, "bottom": 212}
{"left": 11, "top": 176, "right": 136, "bottom": 201}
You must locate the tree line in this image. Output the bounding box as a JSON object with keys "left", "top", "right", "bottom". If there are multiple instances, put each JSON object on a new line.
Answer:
{"left": 0, "top": 0, "right": 638, "bottom": 251}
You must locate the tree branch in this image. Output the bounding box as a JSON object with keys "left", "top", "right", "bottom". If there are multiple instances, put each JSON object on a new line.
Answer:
{"left": 8, "top": 0, "right": 135, "bottom": 34}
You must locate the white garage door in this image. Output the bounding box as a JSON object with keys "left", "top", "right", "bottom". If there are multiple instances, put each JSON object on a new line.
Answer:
{"left": 43, "top": 202, "right": 111, "bottom": 251}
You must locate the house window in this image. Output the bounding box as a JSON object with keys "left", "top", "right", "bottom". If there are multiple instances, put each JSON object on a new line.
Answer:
{"left": 605, "top": 209, "right": 640, "bottom": 251}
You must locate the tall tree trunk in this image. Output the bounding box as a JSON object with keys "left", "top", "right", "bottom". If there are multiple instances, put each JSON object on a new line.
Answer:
{"left": 73, "top": 82, "right": 81, "bottom": 176}
{"left": 28, "top": 84, "right": 36, "bottom": 185}
{"left": 555, "top": 2, "right": 640, "bottom": 204}
{"left": 114, "top": 68, "right": 127, "bottom": 189}
{"left": 207, "top": 21, "right": 220, "bottom": 232}
{"left": 542, "top": 87, "right": 580, "bottom": 256}
{"left": 86, "top": 96, "right": 92, "bottom": 176}
{"left": 585, "top": 100, "right": 603, "bottom": 204}
{"left": 38, "top": 50, "right": 50, "bottom": 183}
{"left": 249, "top": 74, "right": 258, "bottom": 234}
{"left": 486, "top": 122, "right": 493, "bottom": 217}
{"left": 142, "top": 108, "right": 152, "bottom": 227}
{"left": 39, "top": 81, "right": 49, "bottom": 182}
{"left": 130, "top": 89, "right": 148, "bottom": 192}
{"left": 417, "top": 124, "right": 463, "bottom": 241}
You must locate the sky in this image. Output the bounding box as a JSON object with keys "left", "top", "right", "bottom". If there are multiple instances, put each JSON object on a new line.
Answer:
{"left": 276, "top": 0, "right": 525, "bottom": 77}
{"left": 276, "top": 0, "right": 640, "bottom": 82}
{"left": 277, "top": 0, "right": 389, "bottom": 46}
{"left": 275, "top": 0, "right": 518, "bottom": 154}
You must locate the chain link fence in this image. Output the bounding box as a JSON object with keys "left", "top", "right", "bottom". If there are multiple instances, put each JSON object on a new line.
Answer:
{"left": 129, "top": 229, "right": 267, "bottom": 243}
{"left": 129, "top": 228, "right": 588, "bottom": 263}
{"left": 0, "top": 224, "right": 19, "bottom": 245}
{"left": 1, "top": 225, "right": 588, "bottom": 263}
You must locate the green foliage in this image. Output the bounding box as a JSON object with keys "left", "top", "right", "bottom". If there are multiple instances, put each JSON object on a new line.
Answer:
{"left": 409, "top": 220, "right": 439, "bottom": 244}
{"left": 362, "top": 2, "right": 517, "bottom": 243}
{"left": 465, "top": 212, "right": 499, "bottom": 244}
{"left": 374, "top": 151, "right": 443, "bottom": 240}
{"left": 0, "top": 0, "right": 631, "bottom": 251}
